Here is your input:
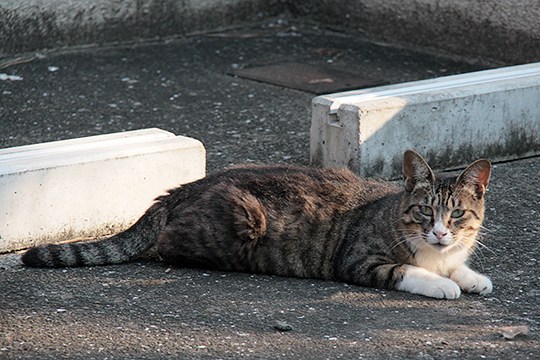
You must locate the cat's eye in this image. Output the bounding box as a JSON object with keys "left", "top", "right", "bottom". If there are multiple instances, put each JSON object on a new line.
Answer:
{"left": 451, "top": 209, "right": 465, "bottom": 218}
{"left": 418, "top": 205, "right": 433, "bottom": 217}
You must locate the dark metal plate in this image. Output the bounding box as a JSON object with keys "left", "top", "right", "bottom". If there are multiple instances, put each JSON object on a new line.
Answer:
{"left": 230, "top": 62, "right": 387, "bottom": 94}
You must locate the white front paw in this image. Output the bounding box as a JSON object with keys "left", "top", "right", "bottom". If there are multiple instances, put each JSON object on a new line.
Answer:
{"left": 397, "top": 266, "right": 461, "bottom": 299}
{"left": 451, "top": 266, "right": 493, "bottom": 295}
{"left": 421, "top": 277, "right": 461, "bottom": 299}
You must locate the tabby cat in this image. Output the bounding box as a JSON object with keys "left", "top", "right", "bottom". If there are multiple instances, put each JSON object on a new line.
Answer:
{"left": 22, "top": 150, "right": 493, "bottom": 299}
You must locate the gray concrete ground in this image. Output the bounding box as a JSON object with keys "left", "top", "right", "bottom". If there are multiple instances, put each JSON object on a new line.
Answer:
{"left": 1, "top": 20, "right": 539, "bottom": 359}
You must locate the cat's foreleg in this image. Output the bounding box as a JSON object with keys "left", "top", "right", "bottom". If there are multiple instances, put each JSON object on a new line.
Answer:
{"left": 337, "top": 261, "right": 461, "bottom": 299}
{"left": 449, "top": 264, "right": 493, "bottom": 295}
{"left": 396, "top": 265, "right": 461, "bottom": 299}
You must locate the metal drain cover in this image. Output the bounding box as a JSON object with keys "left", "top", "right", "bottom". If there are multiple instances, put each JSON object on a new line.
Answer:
{"left": 230, "top": 62, "right": 387, "bottom": 94}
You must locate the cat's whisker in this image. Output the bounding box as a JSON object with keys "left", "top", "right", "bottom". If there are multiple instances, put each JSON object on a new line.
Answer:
{"left": 397, "top": 228, "right": 426, "bottom": 236}
{"left": 388, "top": 236, "right": 417, "bottom": 253}
{"left": 469, "top": 244, "right": 487, "bottom": 272}
{"left": 474, "top": 239, "right": 496, "bottom": 256}
{"left": 477, "top": 224, "right": 494, "bottom": 233}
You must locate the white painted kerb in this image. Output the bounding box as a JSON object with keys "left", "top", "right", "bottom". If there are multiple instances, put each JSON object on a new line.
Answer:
{"left": 325, "top": 62, "right": 540, "bottom": 114}
{"left": 310, "top": 62, "right": 540, "bottom": 179}
{"left": 0, "top": 128, "right": 206, "bottom": 253}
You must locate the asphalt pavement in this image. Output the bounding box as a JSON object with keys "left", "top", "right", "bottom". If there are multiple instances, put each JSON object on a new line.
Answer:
{"left": 1, "top": 20, "right": 539, "bottom": 359}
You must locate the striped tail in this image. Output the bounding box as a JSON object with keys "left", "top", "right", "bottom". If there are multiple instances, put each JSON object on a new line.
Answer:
{"left": 22, "top": 204, "right": 166, "bottom": 268}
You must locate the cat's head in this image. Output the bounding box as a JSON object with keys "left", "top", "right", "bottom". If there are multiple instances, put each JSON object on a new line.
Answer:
{"left": 399, "top": 150, "right": 491, "bottom": 253}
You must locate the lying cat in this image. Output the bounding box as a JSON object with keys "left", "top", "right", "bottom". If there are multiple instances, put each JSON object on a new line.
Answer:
{"left": 22, "top": 150, "right": 492, "bottom": 299}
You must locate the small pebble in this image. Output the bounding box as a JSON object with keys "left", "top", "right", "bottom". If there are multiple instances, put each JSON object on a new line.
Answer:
{"left": 273, "top": 320, "right": 293, "bottom": 332}
{"left": 501, "top": 325, "right": 529, "bottom": 340}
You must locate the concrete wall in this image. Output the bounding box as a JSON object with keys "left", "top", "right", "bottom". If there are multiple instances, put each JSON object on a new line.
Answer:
{"left": 292, "top": 0, "right": 540, "bottom": 65}
{"left": 0, "top": 0, "right": 286, "bottom": 56}
{"left": 2, "top": 0, "right": 539, "bottom": 64}
{"left": 0, "top": 129, "right": 206, "bottom": 253}
{"left": 311, "top": 63, "right": 540, "bottom": 179}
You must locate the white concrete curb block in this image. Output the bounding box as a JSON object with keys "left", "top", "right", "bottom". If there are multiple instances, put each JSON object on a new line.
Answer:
{"left": 310, "top": 62, "right": 540, "bottom": 179}
{"left": 0, "top": 128, "right": 205, "bottom": 253}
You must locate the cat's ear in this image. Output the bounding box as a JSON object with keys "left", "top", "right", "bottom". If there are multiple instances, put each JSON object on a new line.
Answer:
{"left": 402, "top": 150, "right": 435, "bottom": 192}
{"left": 456, "top": 159, "right": 491, "bottom": 199}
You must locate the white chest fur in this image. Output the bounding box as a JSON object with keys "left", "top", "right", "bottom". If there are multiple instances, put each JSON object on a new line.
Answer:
{"left": 413, "top": 245, "right": 470, "bottom": 276}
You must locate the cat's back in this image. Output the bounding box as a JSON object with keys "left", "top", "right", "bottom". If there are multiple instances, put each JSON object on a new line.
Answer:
{"left": 207, "top": 164, "right": 397, "bottom": 203}
{"left": 166, "top": 164, "right": 400, "bottom": 221}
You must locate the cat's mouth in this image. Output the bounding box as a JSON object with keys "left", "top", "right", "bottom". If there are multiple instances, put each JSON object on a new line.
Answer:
{"left": 429, "top": 241, "right": 451, "bottom": 251}
{"left": 425, "top": 233, "right": 453, "bottom": 249}
{"left": 432, "top": 243, "right": 448, "bottom": 248}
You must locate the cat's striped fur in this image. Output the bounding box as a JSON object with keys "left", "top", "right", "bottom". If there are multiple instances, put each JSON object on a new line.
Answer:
{"left": 22, "top": 150, "right": 493, "bottom": 299}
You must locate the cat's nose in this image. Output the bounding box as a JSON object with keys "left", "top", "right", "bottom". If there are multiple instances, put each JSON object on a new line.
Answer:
{"left": 432, "top": 230, "right": 448, "bottom": 240}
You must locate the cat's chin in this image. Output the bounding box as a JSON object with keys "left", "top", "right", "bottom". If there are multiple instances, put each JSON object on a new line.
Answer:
{"left": 431, "top": 243, "right": 449, "bottom": 250}
{"left": 426, "top": 242, "right": 453, "bottom": 252}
